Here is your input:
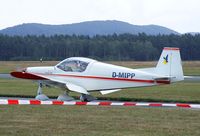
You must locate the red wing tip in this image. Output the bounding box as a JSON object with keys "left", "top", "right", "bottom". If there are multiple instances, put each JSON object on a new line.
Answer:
{"left": 163, "top": 47, "right": 180, "bottom": 51}
{"left": 10, "top": 71, "right": 46, "bottom": 80}
{"left": 10, "top": 71, "right": 22, "bottom": 77}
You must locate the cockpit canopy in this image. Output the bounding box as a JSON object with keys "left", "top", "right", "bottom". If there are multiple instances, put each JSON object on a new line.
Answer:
{"left": 57, "top": 60, "right": 88, "bottom": 72}
{"left": 56, "top": 57, "right": 96, "bottom": 72}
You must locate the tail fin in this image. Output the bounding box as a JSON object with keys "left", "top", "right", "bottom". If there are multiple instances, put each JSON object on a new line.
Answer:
{"left": 156, "top": 47, "right": 184, "bottom": 82}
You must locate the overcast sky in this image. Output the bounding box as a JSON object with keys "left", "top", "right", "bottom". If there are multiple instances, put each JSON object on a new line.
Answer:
{"left": 0, "top": 0, "right": 200, "bottom": 33}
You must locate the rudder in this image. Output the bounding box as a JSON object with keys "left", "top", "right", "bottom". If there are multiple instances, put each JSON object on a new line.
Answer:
{"left": 156, "top": 47, "right": 184, "bottom": 82}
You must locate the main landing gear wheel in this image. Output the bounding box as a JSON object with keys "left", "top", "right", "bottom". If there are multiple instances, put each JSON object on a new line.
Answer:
{"left": 35, "top": 82, "right": 49, "bottom": 101}
{"left": 80, "top": 94, "right": 97, "bottom": 102}
{"left": 57, "top": 91, "right": 74, "bottom": 101}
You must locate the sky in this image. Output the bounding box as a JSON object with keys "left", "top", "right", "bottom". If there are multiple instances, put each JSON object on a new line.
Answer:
{"left": 0, "top": 0, "right": 200, "bottom": 33}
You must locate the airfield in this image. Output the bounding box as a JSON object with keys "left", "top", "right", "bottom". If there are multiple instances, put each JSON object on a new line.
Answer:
{"left": 0, "top": 61, "right": 200, "bottom": 135}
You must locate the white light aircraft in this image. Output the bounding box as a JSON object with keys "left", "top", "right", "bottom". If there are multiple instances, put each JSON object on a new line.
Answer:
{"left": 11, "top": 47, "right": 184, "bottom": 101}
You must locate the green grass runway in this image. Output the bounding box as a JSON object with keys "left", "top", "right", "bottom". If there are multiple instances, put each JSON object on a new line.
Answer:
{"left": 0, "top": 106, "right": 200, "bottom": 136}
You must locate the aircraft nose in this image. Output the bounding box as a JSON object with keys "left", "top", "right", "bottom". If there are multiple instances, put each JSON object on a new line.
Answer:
{"left": 21, "top": 67, "right": 27, "bottom": 72}
{"left": 10, "top": 67, "right": 28, "bottom": 79}
{"left": 16, "top": 67, "right": 27, "bottom": 72}
{"left": 20, "top": 68, "right": 27, "bottom": 72}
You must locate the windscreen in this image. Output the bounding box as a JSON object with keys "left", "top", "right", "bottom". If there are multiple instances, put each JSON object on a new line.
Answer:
{"left": 57, "top": 60, "right": 89, "bottom": 72}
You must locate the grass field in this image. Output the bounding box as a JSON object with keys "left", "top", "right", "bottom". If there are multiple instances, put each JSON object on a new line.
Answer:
{"left": 0, "top": 61, "right": 200, "bottom": 136}
{"left": 0, "top": 106, "right": 199, "bottom": 136}
{"left": 0, "top": 61, "right": 200, "bottom": 103}
{"left": 0, "top": 79, "right": 200, "bottom": 103}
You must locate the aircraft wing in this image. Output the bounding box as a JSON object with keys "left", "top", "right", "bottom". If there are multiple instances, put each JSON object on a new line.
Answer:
{"left": 35, "top": 73, "right": 89, "bottom": 94}
{"left": 10, "top": 71, "right": 89, "bottom": 94}
{"left": 47, "top": 78, "right": 89, "bottom": 94}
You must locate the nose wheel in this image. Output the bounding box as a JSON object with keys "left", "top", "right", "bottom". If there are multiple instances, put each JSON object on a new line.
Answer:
{"left": 35, "top": 82, "right": 49, "bottom": 101}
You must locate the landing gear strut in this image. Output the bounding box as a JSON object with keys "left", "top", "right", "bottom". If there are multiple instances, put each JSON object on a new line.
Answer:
{"left": 35, "top": 82, "right": 49, "bottom": 101}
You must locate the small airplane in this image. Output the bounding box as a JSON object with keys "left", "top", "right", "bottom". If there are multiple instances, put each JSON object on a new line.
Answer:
{"left": 11, "top": 47, "right": 184, "bottom": 101}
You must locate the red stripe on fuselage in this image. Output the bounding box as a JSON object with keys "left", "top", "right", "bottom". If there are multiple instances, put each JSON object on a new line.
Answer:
{"left": 51, "top": 73, "right": 155, "bottom": 83}
{"left": 11, "top": 71, "right": 170, "bottom": 84}
{"left": 39, "top": 73, "right": 169, "bottom": 84}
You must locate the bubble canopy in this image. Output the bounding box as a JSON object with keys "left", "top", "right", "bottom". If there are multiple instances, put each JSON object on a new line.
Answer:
{"left": 56, "top": 57, "right": 96, "bottom": 72}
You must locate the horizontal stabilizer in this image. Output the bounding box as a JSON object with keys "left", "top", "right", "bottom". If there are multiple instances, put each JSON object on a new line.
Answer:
{"left": 184, "top": 76, "right": 200, "bottom": 82}
{"left": 100, "top": 89, "right": 121, "bottom": 95}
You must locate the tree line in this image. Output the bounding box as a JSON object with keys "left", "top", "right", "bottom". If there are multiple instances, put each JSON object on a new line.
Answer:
{"left": 0, "top": 33, "right": 200, "bottom": 61}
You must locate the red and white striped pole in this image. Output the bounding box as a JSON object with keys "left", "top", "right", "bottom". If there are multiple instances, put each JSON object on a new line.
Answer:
{"left": 0, "top": 99, "right": 200, "bottom": 109}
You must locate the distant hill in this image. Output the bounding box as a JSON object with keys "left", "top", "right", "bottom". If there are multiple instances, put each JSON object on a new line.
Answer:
{"left": 0, "top": 20, "right": 179, "bottom": 36}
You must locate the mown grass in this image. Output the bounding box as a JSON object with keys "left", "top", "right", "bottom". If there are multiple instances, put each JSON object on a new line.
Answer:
{"left": 0, "top": 106, "right": 199, "bottom": 136}
{"left": 0, "top": 61, "right": 200, "bottom": 103}
{"left": 1, "top": 79, "right": 200, "bottom": 103}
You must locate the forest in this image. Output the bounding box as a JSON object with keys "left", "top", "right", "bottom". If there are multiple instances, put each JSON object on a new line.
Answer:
{"left": 0, "top": 33, "right": 199, "bottom": 61}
